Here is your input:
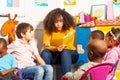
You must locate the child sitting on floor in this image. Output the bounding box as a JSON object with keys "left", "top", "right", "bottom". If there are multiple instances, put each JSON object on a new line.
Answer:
{"left": 62, "top": 39, "right": 107, "bottom": 80}
{"left": 0, "top": 38, "right": 21, "bottom": 80}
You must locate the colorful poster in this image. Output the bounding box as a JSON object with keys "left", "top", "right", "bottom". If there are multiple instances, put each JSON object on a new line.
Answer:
{"left": 0, "top": 0, "right": 25, "bottom": 17}
{"left": 112, "top": 0, "right": 120, "bottom": 7}
{"left": 64, "top": 0, "right": 76, "bottom": 6}
{"left": 7, "top": 0, "right": 13, "bottom": 7}
{"left": 35, "top": 0, "right": 48, "bottom": 7}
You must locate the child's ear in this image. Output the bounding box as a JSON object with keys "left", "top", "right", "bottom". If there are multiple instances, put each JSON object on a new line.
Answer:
{"left": 21, "top": 33, "right": 25, "bottom": 37}
{"left": 89, "top": 51, "right": 93, "bottom": 57}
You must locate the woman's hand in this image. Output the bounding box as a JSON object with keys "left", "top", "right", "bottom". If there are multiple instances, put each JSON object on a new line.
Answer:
{"left": 56, "top": 44, "right": 66, "bottom": 52}
{"left": 44, "top": 41, "right": 50, "bottom": 47}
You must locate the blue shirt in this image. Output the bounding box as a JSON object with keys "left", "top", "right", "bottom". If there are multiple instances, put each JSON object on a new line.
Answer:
{"left": 0, "top": 53, "right": 17, "bottom": 71}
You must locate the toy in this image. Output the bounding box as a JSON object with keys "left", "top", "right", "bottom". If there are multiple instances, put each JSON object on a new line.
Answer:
{"left": 1, "top": 14, "right": 19, "bottom": 43}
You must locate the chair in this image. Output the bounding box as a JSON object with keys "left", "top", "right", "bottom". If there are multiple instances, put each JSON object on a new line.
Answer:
{"left": 112, "top": 60, "right": 119, "bottom": 80}
{"left": 17, "top": 69, "right": 32, "bottom": 80}
{"left": 79, "top": 63, "right": 114, "bottom": 80}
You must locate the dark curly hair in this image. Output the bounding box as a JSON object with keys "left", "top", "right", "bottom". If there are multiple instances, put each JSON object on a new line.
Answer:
{"left": 106, "top": 27, "right": 120, "bottom": 46}
{"left": 43, "top": 8, "right": 75, "bottom": 35}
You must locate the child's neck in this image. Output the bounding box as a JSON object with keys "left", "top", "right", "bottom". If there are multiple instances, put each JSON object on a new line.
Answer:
{"left": 21, "top": 38, "right": 29, "bottom": 44}
{"left": 94, "top": 58, "right": 103, "bottom": 63}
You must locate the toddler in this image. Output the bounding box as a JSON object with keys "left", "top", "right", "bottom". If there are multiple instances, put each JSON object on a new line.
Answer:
{"left": 62, "top": 39, "right": 107, "bottom": 80}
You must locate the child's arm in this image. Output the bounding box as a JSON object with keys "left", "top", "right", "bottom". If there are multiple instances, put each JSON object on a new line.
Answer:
{"left": 0, "top": 68, "right": 16, "bottom": 75}
{"left": 35, "top": 54, "right": 46, "bottom": 65}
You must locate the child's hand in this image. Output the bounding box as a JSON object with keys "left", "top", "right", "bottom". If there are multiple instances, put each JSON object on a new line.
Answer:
{"left": 13, "top": 69, "right": 18, "bottom": 74}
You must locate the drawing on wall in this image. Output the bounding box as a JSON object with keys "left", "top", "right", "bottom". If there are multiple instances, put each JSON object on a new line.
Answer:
{"left": 91, "top": 4, "right": 107, "bottom": 20}
{"left": 64, "top": 0, "right": 76, "bottom": 6}
{"left": 112, "top": 0, "right": 120, "bottom": 7}
{"left": 35, "top": 0, "right": 48, "bottom": 7}
{"left": 0, "top": 0, "right": 25, "bottom": 17}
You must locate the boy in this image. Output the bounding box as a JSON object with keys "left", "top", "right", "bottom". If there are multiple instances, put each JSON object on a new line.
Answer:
{"left": 7, "top": 22, "right": 53, "bottom": 80}
{"left": 0, "top": 38, "right": 21, "bottom": 80}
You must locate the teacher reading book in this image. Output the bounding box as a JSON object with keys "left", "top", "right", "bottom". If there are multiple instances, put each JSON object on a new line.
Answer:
{"left": 40, "top": 8, "right": 79, "bottom": 75}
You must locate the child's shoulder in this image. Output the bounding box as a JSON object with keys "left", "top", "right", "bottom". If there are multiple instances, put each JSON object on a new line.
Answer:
{"left": 111, "top": 47, "right": 120, "bottom": 52}
{"left": 107, "top": 47, "right": 120, "bottom": 55}
{"left": 5, "top": 53, "right": 14, "bottom": 57}
{"left": 80, "top": 62, "right": 99, "bottom": 70}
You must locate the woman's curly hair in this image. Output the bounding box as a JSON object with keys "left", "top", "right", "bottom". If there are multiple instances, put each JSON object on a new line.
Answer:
{"left": 43, "top": 8, "right": 75, "bottom": 35}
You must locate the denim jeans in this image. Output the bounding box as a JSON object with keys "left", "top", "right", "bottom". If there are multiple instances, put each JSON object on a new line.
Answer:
{"left": 21, "top": 65, "right": 53, "bottom": 80}
{"left": 41, "top": 49, "right": 79, "bottom": 75}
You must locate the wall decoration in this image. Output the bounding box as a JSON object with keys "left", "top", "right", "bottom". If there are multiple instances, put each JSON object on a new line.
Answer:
{"left": 0, "top": 0, "right": 25, "bottom": 17}
{"left": 112, "top": 0, "right": 120, "bottom": 7}
{"left": 35, "top": 0, "right": 48, "bottom": 7}
{"left": 64, "top": 0, "right": 76, "bottom": 6}
{"left": 91, "top": 4, "right": 107, "bottom": 20}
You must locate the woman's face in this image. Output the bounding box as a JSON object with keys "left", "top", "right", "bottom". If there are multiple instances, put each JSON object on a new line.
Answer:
{"left": 54, "top": 15, "right": 64, "bottom": 31}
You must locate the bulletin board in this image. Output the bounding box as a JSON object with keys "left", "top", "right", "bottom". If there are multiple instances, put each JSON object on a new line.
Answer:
{"left": 0, "top": 0, "right": 25, "bottom": 17}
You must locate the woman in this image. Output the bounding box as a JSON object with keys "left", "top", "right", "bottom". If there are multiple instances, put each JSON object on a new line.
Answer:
{"left": 41, "top": 8, "right": 79, "bottom": 75}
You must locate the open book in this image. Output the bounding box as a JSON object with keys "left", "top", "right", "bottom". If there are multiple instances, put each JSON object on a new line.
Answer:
{"left": 50, "top": 32, "right": 74, "bottom": 47}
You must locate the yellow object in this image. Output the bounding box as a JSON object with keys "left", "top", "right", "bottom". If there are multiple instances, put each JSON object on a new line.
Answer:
{"left": 115, "top": 71, "right": 120, "bottom": 80}
{"left": 96, "top": 26, "right": 120, "bottom": 33}
{"left": 94, "top": 8, "right": 104, "bottom": 18}
{"left": 43, "top": 27, "right": 76, "bottom": 51}
{"left": 75, "top": 16, "right": 80, "bottom": 23}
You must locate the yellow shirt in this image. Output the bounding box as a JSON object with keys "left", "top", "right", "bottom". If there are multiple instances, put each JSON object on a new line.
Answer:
{"left": 43, "top": 27, "right": 76, "bottom": 51}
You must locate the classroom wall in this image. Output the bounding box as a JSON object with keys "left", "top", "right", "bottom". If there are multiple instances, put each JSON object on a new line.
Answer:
{"left": 0, "top": 0, "right": 120, "bottom": 50}
{"left": 0, "top": 0, "right": 119, "bottom": 29}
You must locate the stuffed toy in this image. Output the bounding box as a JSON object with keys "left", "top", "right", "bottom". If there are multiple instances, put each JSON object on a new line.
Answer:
{"left": 1, "top": 14, "right": 19, "bottom": 43}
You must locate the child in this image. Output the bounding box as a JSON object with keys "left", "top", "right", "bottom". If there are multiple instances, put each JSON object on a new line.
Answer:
{"left": 62, "top": 39, "right": 107, "bottom": 80}
{"left": 103, "top": 27, "right": 120, "bottom": 80}
{"left": 7, "top": 22, "right": 53, "bottom": 80}
{"left": 0, "top": 38, "right": 21, "bottom": 80}
{"left": 41, "top": 8, "right": 79, "bottom": 75}
{"left": 89, "top": 30, "right": 104, "bottom": 41}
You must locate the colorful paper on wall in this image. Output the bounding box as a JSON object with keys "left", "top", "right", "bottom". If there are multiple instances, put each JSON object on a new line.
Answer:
{"left": 7, "top": 0, "right": 13, "bottom": 7}
{"left": 0, "top": 0, "right": 25, "bottom": 17}
{"left": 14, "top": 0, "right": 19, "bottom": 7}
{"left": 35, "top": 0, "right": 48, "bottom": 6}
{"left": 112, "top": 0, "right": 120, "bottom": 7}
{"left": 64, "top": 0, "right": 76, "bottom": 6}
